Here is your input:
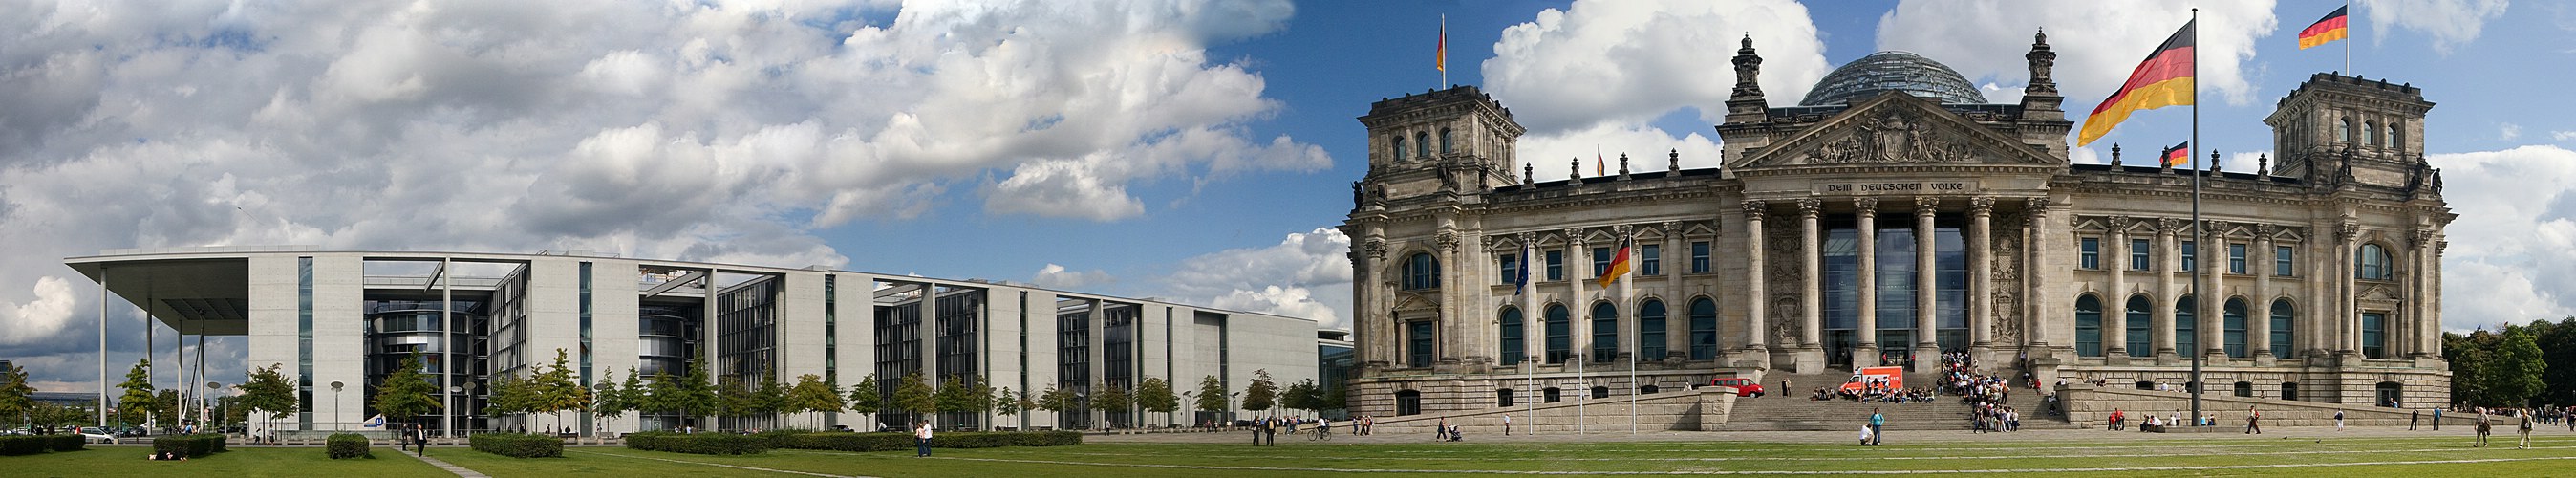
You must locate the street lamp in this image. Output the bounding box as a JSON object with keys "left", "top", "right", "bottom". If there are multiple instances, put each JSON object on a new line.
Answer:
{"left": 329, "top": 381, "right": 345, "bottom": 432}
{"left": 447, "top": 385, "right": 462, "bottom": 437}
{"left": 205, "top": 382, "right": 222, "bottom": 433}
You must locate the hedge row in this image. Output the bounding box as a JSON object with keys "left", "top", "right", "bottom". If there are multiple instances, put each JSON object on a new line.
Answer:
{"left": 783, "top": 431, "right": 1081, "bottom": 452}
{"left": 0, "top": 435, "right": 80, "bottom": 456}
{"left": 153, "top": 433, "right": 228, "bottom": 458}
{"left": 624, "top": 432, "right": 770, "bottom": 455}
{"left": 469, "top": 433, "right": 564, "bottom": 458}
{"left": 326, "top": 433, "right": 371, "bottom": 460}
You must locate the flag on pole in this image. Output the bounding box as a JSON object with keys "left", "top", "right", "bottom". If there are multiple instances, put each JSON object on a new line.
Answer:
{"left": 2160, "top": 141, "right": 2191, "bottom": 166}
{"left": 2298, "top": 7, "right": 2349, "bottom": 50}
{"left": 1596, "top": 237, "right": 1632, "bottom": 289}
{"left": 1595, "top": 146, "right": 1605, "bottom": 177}
{"left": 1513, "top": 241, "right": 1531, "bottom": 296}
{"left": 1435, "top": 15, "right": 1448, "bottom": 74}
{"left": 2077, "top": 20, "right": 2197, "bottom": 146}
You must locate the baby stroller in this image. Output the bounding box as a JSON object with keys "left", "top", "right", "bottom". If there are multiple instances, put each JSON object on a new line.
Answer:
{"left": 1446, "top": 424, "right": 1464, "bottom": 442}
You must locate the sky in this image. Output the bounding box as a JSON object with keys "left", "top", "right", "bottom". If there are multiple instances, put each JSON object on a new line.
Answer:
{"left": 0, "top": 0, "right": 2564, "bottom": 395}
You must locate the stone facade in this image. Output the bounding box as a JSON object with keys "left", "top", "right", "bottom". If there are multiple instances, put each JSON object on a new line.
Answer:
{"left": 1343, "top": 33, "right": 2453, "bottom": 420}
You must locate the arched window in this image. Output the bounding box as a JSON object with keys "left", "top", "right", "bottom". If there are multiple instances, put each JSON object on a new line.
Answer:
{"left": 2175, "top": 295, "right": 2198, "bottom": 357}
{"left": 2269, "top": 299, "right": 2295, "bottom": 358}
{"left": 1499, "top": 307, "right": 1525, "bottom": 365}
{"left": 1639, "top": 299, "right": 1667, "bottom": 360}
{"left": 1414, "top": 132, "right": 1430, "bottom": 159}
{"left": 2223, "top": 298, "right": 2249, "bottom": 358}
{"left": 2357, "top": 244, "right": 2392, "bottom": 280}
{"left": 2366, "top": 120, "right": 2381, "bottom": 145}
{"left": 2124, "top": 296, "right": 2153, "bottom": 358}
{"left": 2337, "top": 118, "right": 2352, "bottom": 143}
{"left": 1545, "top": 304, "right": 1571, "bottom": 363}
{"left": 1439, "top": 128, "right": 1454, "bottom": 154}
{"left": 2390, "top": 124, "right": 2403, "bottom": 149}
{"left": 2075, "top": 294, "right": 2104, "bottom": 357}
{"left": 1591, "top": 302, "right": 1619, "bottom": 362}
{"left": 1403, "top": 252, "right": 1441, "bottom": 290}
{"left": 1392, "top": 136, "right": 1406, "bottom": 161}
{"left": 1688, "top": 297, "right": 1719, "bottom": 360}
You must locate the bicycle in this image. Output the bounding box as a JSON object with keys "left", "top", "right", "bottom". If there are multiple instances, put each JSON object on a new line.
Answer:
{"left": 1308, "top": 426, "right": 1332, "bottom": 441}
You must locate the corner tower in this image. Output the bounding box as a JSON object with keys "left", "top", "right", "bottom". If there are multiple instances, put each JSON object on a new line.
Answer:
{"left": 1355, "top": 86, "right": 1525, "bottom": 207}
{"left": 2263, "top": 74, "right": 2436, "bottom": 188}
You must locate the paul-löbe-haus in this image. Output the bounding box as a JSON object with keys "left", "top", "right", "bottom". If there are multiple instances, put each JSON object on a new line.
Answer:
{"left": 1343, "top": 34, "right": 2450, "bottom": 418}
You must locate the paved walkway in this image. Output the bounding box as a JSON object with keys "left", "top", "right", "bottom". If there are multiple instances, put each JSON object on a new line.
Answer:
{"left": 403, "top": 449, "right": 491, "bottom": 478}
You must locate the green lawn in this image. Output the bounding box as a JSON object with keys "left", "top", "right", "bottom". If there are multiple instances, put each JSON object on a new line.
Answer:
{"left": 0, "top": 445, "right": 452, "bottom": 477}
{"left": 413, "top": 436, "right": 2576, "bottom": 477}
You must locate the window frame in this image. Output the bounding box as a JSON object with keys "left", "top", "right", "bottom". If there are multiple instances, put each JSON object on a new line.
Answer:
{"left": 2131, "top": 238, "right": 2152, "bottom": 271}
{"left": 2274, "top": 245, "right": 2295, "bottom": 276}
{"left": 1499, "top": 307, "right": 1525, "bottom": 366}
{"left": 2079, "top": 237, "right": 2101, "bottom": 270}
{"left": 2227, "top": 243, "right": 2248, "bottom": 274}
{"left": 1689, "top": 241, "right": 1711, "bottom": 273}
{"left": 1641, "top": 244, "right": 1662, "bottom": 276}
{"left": 1591, "top": 246, "right": 1612, "bottom": 277}
{"left": 2179, "top": 240, "right": 2198, "bottom": 272}
{"left": 1497, "top": 253, "right": 1520, "bottom": 285}
{"left": 1544, "top": 250, "right": 1564, "bottom": 281}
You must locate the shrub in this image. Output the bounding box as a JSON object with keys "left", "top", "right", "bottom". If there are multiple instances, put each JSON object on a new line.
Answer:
{"left": 469, "top": 433, "right": 564, "bottom": 458}
{"left": 623, "top": 432, "right": 770, "bottom": 455}
{"left": 0, "top": 436, "right": 49, "bottom": 456}
{"left": 749, "top": 429, "right": 806, "bottom": 449}
{"left": 326, "top": 433, "right": 371, "bottom": 459}
{"left": 47, "top": 434, "right": 84, "bottom": 452}
{"left": 152, "top": 433, "right": 228, "bottom": 458}
{"left": 782, "top": 431, "right": 1081, "bottom": 453}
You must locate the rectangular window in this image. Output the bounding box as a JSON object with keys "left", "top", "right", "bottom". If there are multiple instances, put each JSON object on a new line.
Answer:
{"left": 2361, "top": 312, "right": 2386, "bottom": 358}
{"left": 2079, "top": 237, "right": 2100, "bottom": 270}
{"left": 2228, "top": 243, "right": 2248, "bottom": 274}
{"left": 2131, "top": 238, "right": 2152, "bottom": 271}
{"left": 1641, "top": 244, "right": 1662, "bottom": 276}
{"left": 1544, "top": 250, "right": 1564, "bottom": 281}
{"left": 1497, "top": 253, "right": 1520, "bottom": 284}
{"left": 2274, "top": 246, "right": 2295, "bottom": 276}
{"left": 1689, "top": 241, "right": 1711, "bottom": 273}
{"left": 1592, "top": 247, "right": 1612, "bottom": 277}
{"left": 2180, "top": 240, "right": 2198, "bottom": 272}
{"left": 297, "top": 257, "right": 314, "bottom": 428}
{"left": 1406, "top": 321, "right": 1434, "bottom": 368}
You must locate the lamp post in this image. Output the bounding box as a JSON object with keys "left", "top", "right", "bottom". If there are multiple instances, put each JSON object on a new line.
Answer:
{"left": 329, "top": 381, "right": 345, "bottom": 432}
{"left": 205, "top": 381, "right": 222, "bottom": 433}
{"left": 446, "top": 385, "right": 462, "bottom": 437}
{"left": 1181, "top": 391, "right": 1196, "bottom": 427}
{"left": 460, "top": 381, "right": 478, "bottom": 435}
{"left": 1229, "top": 391, "right": 1242, "bottom": 424}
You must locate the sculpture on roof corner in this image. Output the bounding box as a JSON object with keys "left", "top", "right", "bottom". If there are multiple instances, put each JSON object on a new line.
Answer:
{"left": 1731, "top": 34, "right": 1763, "bottom": 98}
{"left": 2026, "top": 29, "right": 2057, "bottom": 96}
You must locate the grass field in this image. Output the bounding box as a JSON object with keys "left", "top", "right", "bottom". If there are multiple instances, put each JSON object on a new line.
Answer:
{"left": 10, "top": 434, "right": 2571, "bottom": 476}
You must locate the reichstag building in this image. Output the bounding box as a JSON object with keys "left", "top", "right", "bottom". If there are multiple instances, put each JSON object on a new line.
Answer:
{"left": 1342, "top": 33, "right": 2451, "bottom": 417}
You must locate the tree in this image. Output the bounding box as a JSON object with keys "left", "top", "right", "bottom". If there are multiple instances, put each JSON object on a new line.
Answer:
{"left": 115, "top": 358, "right": 155, "bottom": 426}
{"left": 1136, "top": 378, "right": 1178, "bottom": 426}
{"left": 1320, "top": 382, "right": 1347, "bottom": 411}
{"left": 1036, "top": 383, "right": 1071, "bottom": 426}
{"left": 754, "top": 372, "right": 788, "bottom": 427}
{"left": 1241, "top": 369, "right": 1277, "bottom": 417}
{"left": 592, "top": 368, "right": 629, "bottom": 433}
{"left": 2485, "top": 329, "right": 2549, "bottom": 407}
{"left": 846, "top": 373, "right": 883, "bottom": 429}
{"left": 374, "top": 353, "right": 443, "bottom": 427}
{"left": 530, "top": 349, "right": 591, "bottom": 434}
{"left": 0, "top": 362, "right": 34, "bottom": 428}
{"left": 716, "top": 376, "right": 752, "bottom": 429}
{"left": 1193, "top": 375, "right": 1228, "bottom": 415}
{"left": 934, "top": 375, "right": 975, "bottom": 424}
{"left": 670, "top": 358, "right": 719, "bottom": 431}
{"left": 1280, "top": 379, "right": 1319, "bottom": 414}
{"left": 2447, "top": 331, "right": 2493, "bottom": 406}
{"left": 1014, "top": 389, "right": 1039, "bottom": 429}
{"left": 969, "top": 376, "right": 998, "bottom": 420}
{"left": 151, "top": 389, "right": 181, "bottom": 428}
{"left": 485, "top": 374, "right": 536, "bottom": 423}
{"left": 786, "top": 374, "right": 844, "bottom": 430}
{"left": 994, "top": 386, "right": 1022, "bottom": 429}
{"left": 238, "top": 363, "right": 297, "bottom": 436}
{"left": 891, "top": 373, "right": 936, "bottom": 427}
{"left": 1092, "top": 381, "right": 1132, "bottom": 429}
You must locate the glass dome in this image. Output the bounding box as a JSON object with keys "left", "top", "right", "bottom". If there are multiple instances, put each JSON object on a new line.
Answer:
{"left": 1797, "top": 51, "right": 1987, "bottom": 106}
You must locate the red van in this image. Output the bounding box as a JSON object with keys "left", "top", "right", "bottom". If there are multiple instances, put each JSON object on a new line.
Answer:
{"left": 1708, "top": 378, "right": 1767, "bottom": 397}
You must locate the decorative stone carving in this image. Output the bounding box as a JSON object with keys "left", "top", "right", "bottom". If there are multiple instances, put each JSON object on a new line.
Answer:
{"left": 1771, "top": 295, "right": 1800, "bottom": 345}
{"left": 1668, "top": 149, "right": 1682, "bottom": 172}
{"left": 2158, "top": 218, "right": 2185, "bottom": 236}
{"left": 1991, "top": 228, "right": 2022, "bottom": 283}
{"left": 1435, "top": 230, "right": 1459, "bottom": 252}
{"left": 1741, "top": 200, "right": 1769, "bottom": 220}
{"left": 1990, "top": 292, "right": 2023, "bottom": 343}
{"left": 2339, "top": 220, "right": 2362, "bottom": 242}
{"left": 1661, "top": 221, "right": 1682, "bottom": 238}
{"left": 2023, "top": 197, "right": 2049, "bottom": 215}
{"left": 1800, "top": 111, "right": 1974, "bottom": 164}
{"left": 1796, "top": 198, "right": 1822, "bottom": 218}
{"left": 1364, "top": 238, "right": 1388, "bottom": 260}
{"left": 1854, "top": 197, "right": 1878, "bottom": 216}
{"left": 2025, "top": 30, "right": 2057, "bottom": 95}
{"left": 1731, "top": 35, "right": 1764, "bottom": 98}
{"left": 1969, "top": 196, "right": 1995, "bottom": 215}
{"left": 1915, "top": 196, "right": 1939, "bottom": 215}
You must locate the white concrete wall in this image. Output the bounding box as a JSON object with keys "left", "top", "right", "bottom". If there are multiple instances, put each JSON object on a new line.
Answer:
{"left": 778, "top": 271, "right": 826, "bottom": 429}
{"left": 1021, "top": 291, "right": 1059, "bottom": 429}
{"left": 245, "top": 254, "right": 300, "bottom": 431}
{"left": 1229, "top": 310, "right": 1320, "bottom": 417}
{"left": 590, "top": 259, "right": 641, "bottom": 435}
{"left": 311, "top": 254, "right": 365, "bottom": 431}
{"left": 832, "top": 273, "right": 871, "bottom": 429}
{"left": 984, "top": 286, "right": 1025, "bottom": 428}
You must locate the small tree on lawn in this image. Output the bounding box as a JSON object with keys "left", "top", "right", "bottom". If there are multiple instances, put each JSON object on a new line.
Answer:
{"left": 374, "top": 353, "right": 443, "bottom": 428}
{"left": 532, "top": 349, "right": 590, "bottom": 434}
{"left": 846, "top": 373, "right": 883, "bottom": 430}
{"left": 239, "top": 363, "right": 296, "bottom": 435}
{"left": 970, "top": 376, "right": 998, "bottom": 424}
{"left": 1194, "top": 375, "right": 1228, "bottom": 419}
{"left": 1092, "top": 381, "right": 1132, "bottom": 429}
{"left": 115, "top": 358, "right": 155, "bottom": 426}
{"left": 892, "top": 373, "right": 936, "bottom": 428}
{"left": 0, "top": 362, "right": 34, "bottom": 429}
{"left": 933, "top": 375, "right": 974, "bottom": 429}
{"left": 673, "top": 358, "right": 719, "bottom": 431}
{"left": 1036, "top": 383, "right": 1070, "bottom": 428}
{"left": 1280, "top": 379, "right": 1320, "bottom": 415}
{"left": 592, "top": 368, "right": 628, "bottom": 434}
{"left": 994, "top": 386, "right": 1022, "bottom": 429}
{"left": 753, "top": 372, "right": 788, "bottom": 429}
{"left": 1136, "top": 377, "right": 1178, "bottom": 427}
{"left": 1241, "top": 369, "right": 1277, "bottom": 418}
{"left": 786, "top": 374, "right": 843, "bottom": 430}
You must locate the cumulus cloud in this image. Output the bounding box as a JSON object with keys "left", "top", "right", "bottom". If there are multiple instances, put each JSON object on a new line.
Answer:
{"left": 2501, "top": 122, "right": 2523, "bottom": 141}
{"left": 2358, "top": 0, "right": 2510, "bottom": 54}
{"left": 1877, "top": 1, "right": 2279, "bottom": 108}
{"left": 2430, "top": 145, "right": 2576, "bottom": 331}
{"left": 2552, "top": 131, "right": 2576, "bottom": 142}
{"left": 1514, "top": 122, "right": 1725, "bottom": 182}
{"left": 1482, "top": 0, "right": 1832, "bottom": 134}
{"left": 1163, "top": 228, "right": 1352, "bottom": 327}
{"left": 1031, "top": 264, "right": 1115, "bottom": 290}
{"left": 0, "top": 0, "right": 1320, "bottom": 389}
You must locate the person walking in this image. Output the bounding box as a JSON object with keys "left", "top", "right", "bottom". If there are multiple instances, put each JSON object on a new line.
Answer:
{"left": 2436, "top": 407, "right": 2444, "bottom": 431}
{"left": 2519, "top": 410, "right": 2536, "bottom": 449}
{"left": 2475, "top": 410, "right": 2493, "bottom": 447}
{"left": 1502, "top": 414, "right": 1512, "bottom": 436}
{"left": 2411, "top": 409, "right": 2420, "bottom": 430}
{"left": 2244, "top": 406, "right": 2261, "bottom": 434}
{"left": 413, "top": 424, "right": 428, "bottom": 457}
{"left": 913, "top": 421, "right": 934, "bottom": 457}
{"left": 1875, "top": 407, "right": 1891, "bottom": 444}
{"left": 2334, "top": 410, "right": 2346, "bottom": 431}
{"left": 1250, "top": 418, "right": 1263, "bottom": 445}
{"left": 1435, "top": 417, "right": 1449, "bottom": 441}
{"left": 1263, "top": 418, "right": 1277, "bottom": 445}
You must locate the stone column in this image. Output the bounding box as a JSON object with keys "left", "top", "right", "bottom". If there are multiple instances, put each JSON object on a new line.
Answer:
{"left": 1968, "top": 197, "right": 1994, "bottom": 353}
{"left": 1855, "top": 198, "right": 1878, "bottom": 366}
{"left": 1740, "top": 202, "right": 1769, "bottom": 356}
{"left": 1566, "top": 229, "right": 1590, "bottom": 363}
{"left": 2410, "top": 228, "right": 2436, "bottom": 358}
{"left": 1359, "top": 233, "right": 1390, "bottom": 370}
{"left": 2198, "top": 222, "right": 2222, "bottom": 361}
{"left": 2251, "top": 225, "right": 2276, "bottom": 363}
{"left": 2154, "top": 219, "right": 2179, "bottom": 361}
{"left": 1798, "top": 199, "right": 1823, "bottom": 351}
{"left": 2105, "top": 217, "right": 2130, "bottom": 358}
{"left": 2024, "top": 198, "right": 2051, "bottom": 350}
{"left": 1520, "top": 233, "right": 1542, "bottom": 369}
{"left": 1913, "top": 196, "right": 1939, "bottom": 371}
{"left": 1664, "top": 221, "right": 1688, "bottom": 361}
{"left": 1615, "top": 225, "right": 1637, "bottom": 362}
{"left": 2338, "top": 222, "right": 2360, "bottom": 355}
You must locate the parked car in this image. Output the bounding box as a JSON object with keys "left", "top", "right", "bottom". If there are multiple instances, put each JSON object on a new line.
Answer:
{"left": 75, "top": 427, "right": 117, "bottom": 444}
{"left": 1709, "top": 378, "right": 1767, "bottom": 397}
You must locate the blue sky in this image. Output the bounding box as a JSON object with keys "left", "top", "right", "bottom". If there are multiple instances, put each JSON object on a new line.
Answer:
{"left": 0, "top": 0, "right": 2566, "bottom": 394}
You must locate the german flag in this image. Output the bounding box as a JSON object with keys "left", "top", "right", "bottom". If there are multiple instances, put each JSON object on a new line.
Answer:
{"left": 2160, "top": 141, "right": 2191, "bottom": 167}
{"left": 2077, "top": 20, "right": 2195, "bottom": 146}
{"left": 2298, "top": 7, "right": 2349, "bottom": 50}
{"left": 1596, "top": 237, "right": 1631, "bottom": 289}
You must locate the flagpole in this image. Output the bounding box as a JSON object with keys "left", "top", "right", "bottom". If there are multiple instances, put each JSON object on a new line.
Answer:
{"left": 2344, "top": 0, "right": 2351, "bottom": 75}
{"left": 2186, "top": 8, "right": 2206, "bottom": 425}
{"left": 1440, "top": 14, "right": 1449, "bottom": 88}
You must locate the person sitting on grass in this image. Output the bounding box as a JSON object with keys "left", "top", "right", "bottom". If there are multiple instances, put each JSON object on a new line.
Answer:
{"left": 147, "top": 451, "right": 185, "bottom": 461}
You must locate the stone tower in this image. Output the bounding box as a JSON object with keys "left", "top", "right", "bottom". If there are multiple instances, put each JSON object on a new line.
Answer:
{"left": 2262, "top": 73, "right": 2436, "bottom": 188}
{"left": 1354, "top": 86, "right": 1526, "bottom": 208}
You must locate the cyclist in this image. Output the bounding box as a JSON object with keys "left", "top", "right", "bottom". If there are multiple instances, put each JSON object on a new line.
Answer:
{"left": 1318, "top": 418, "right": 1332, "bottom": 440}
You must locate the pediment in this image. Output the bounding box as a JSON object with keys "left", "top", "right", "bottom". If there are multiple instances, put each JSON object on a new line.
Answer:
{"left": 1733, "top": 93, "right": 2062, "bottom": 169}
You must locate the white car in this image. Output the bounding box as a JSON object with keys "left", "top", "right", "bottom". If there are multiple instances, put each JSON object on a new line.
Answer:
{"left": 75, "top": 428, "right": 117, "bottom": 444}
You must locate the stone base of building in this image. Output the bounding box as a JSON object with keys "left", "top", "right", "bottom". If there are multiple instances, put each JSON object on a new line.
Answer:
{"left": 2058, "top": 357, "right": 2450, "bottom": 408}
{"left": 1347, "top": 368, "right": 1748, "bottom": 419}
{"left": 1359, "top": 387, "right": 1735, "bottom": 435}
{"left": 2060, "top": 381, "right": 2470, "bottom": 429}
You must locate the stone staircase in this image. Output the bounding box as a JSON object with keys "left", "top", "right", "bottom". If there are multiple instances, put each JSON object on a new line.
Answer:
{"left": 1709, "top": 369, "right": 2075, "bottom": 431}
